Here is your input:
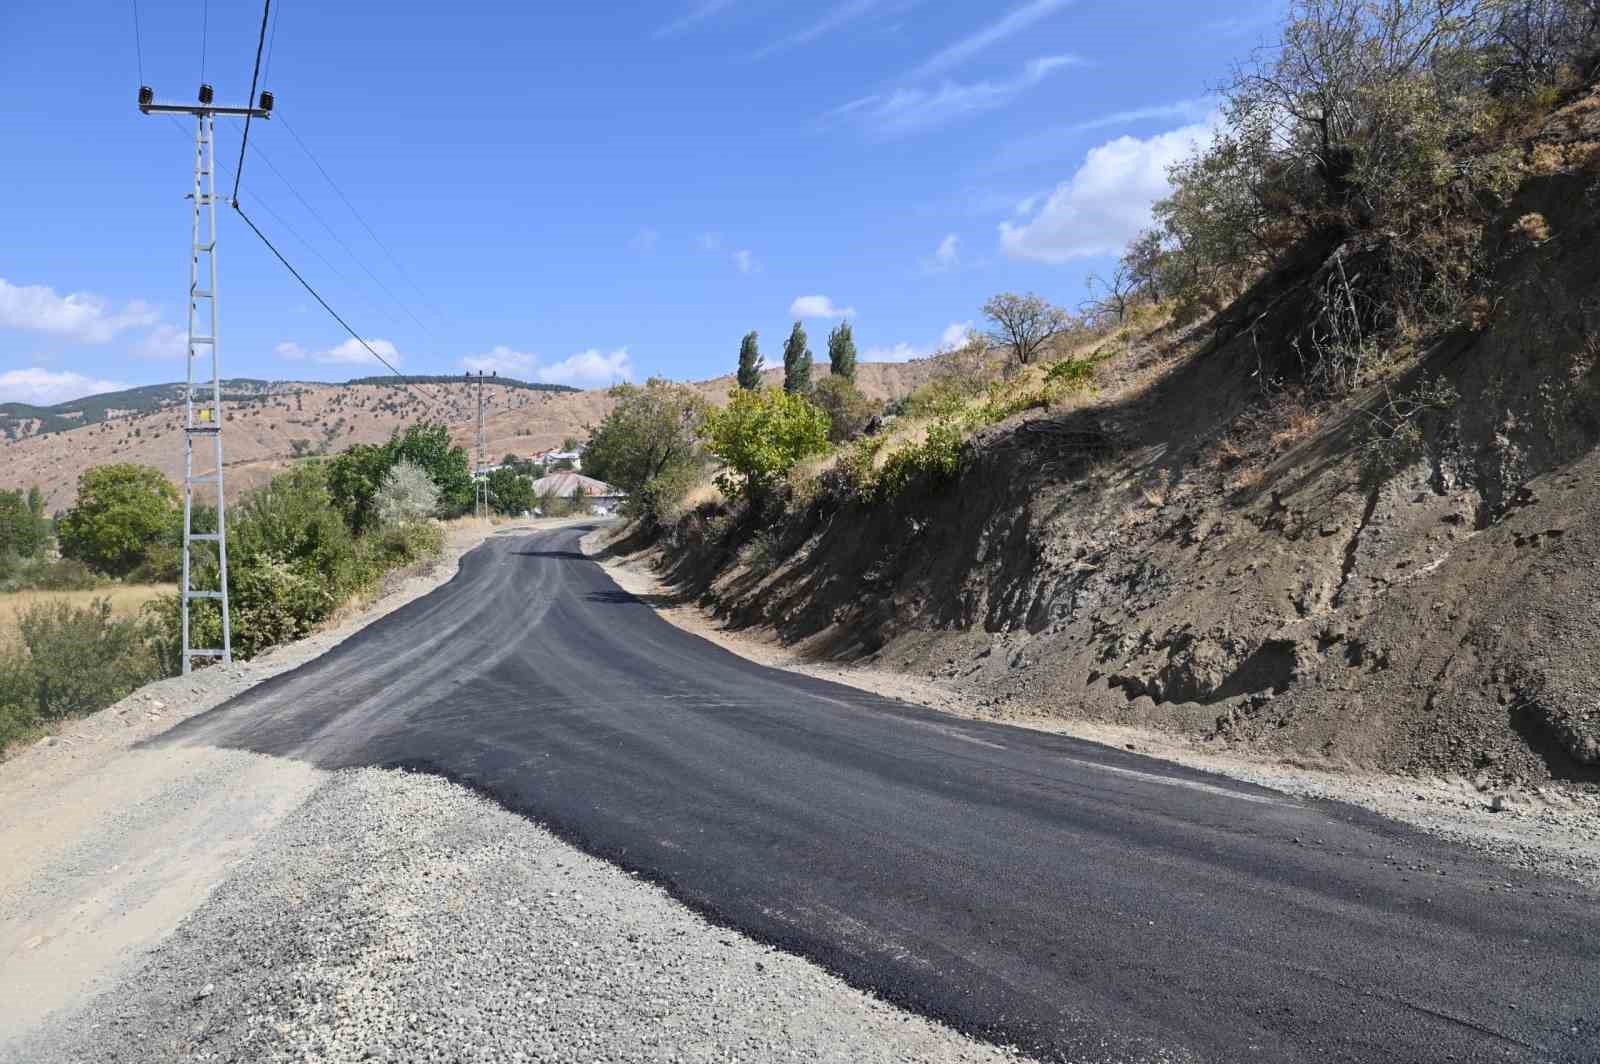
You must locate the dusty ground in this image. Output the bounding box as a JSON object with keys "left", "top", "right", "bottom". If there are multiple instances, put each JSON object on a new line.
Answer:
{"left": 585, "top": 527, "right": 1600, "bottom": 893}
{"left": 0, "top": 516, "right": 1020, "bottom": 1064}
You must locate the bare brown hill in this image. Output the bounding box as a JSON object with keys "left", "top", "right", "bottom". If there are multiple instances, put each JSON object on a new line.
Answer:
{"left": 0, "top": 361, "right": 938, "bottom": 512}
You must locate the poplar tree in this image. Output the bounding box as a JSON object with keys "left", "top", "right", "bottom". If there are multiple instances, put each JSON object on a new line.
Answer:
{"left": 782, "top": 322, "right": 812, "bottom": 394}
{"left": 826, "top": 321, "right": 857, "bottom": 384}
{"left": 737, "top": 331, "right": 764, "bottom": 390}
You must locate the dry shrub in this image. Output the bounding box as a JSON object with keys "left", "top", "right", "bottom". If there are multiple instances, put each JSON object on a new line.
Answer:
{"left": 1515, "top": 212, "right": 1553, "bottom": 242}
{"left": 1227, "top": 465, "right": 1266, "bottom": 495}
{"left": 1528, "top": 142, "right": 1567, "bottom": 174}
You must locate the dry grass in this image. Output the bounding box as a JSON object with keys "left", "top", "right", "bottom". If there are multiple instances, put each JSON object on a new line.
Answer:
{"left": 0, "top": 584, "right": 173, "bottom": 648}
{"left": 1268, "top": 403, "right": 1322, "bottom": 451}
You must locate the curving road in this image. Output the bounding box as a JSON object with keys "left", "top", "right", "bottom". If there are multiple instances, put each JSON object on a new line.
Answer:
{"left": 162, "top": 524, "right": 1600, "bottom": 1063}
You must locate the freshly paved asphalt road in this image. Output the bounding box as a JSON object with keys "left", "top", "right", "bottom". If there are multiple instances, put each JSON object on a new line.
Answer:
{"left": 163, "top": 524, "right": 1600, "bottom": 1063}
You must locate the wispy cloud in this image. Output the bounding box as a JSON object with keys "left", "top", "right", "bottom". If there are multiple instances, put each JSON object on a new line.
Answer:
{"left": 790, "top": 295, "right": 856, "bottom": 320}
{"left": 733, "top": 249, "right": 758, "bottom": 274}
{"left": 628, "top": 228, "right": 660, "bottom": 253}
{"left": 0, "top": 367, "right": 128, "bottom": 405}
{"left": 750, "top": 0, "right": 881, "bottom": 59}
{"left": 907, "top": 0, "right": 1076, "bottom": 80}
{"left": 825, "top": 55, "right": 1081, "bottom": 138}
{"left": 656, "top": 0, "right": 738, "bottom": 38}
{"left": 924, "top": 233, "right": 961, "bottom": 272}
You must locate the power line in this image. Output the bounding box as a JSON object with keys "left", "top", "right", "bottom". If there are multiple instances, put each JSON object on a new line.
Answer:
{"left": 244, "top": 132, "right": 439, "bottom": 340}
{"left": 276, "top": 111, "right": 451, "bottom": 327}
{"left": 262, "top": 0, "right": 284, "bottom": 85}
{"left": 131, "top": 0, "right": 145, "bottom": 84}
{"left": 231, "top": 0, "right": 273, "bottom": 205}
{"left": 200, "top": 0, "right": 209, "bottom": 83}
{"left": 233, "top": 203, "right": 448, "bottom": 416}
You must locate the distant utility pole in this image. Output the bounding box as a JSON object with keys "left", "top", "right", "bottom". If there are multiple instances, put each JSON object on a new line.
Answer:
{"left": 468, "top": 369, "right": 496, "bottom": 522}
{"left": 138, "top": 81, "right": 273, "bottom": 673}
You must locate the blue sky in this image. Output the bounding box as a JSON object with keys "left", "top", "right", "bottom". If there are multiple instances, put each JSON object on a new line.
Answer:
{"left": 0, "top": 0, "right": 1283, "bottom": 404}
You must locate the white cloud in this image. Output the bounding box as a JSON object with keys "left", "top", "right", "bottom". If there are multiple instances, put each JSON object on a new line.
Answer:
{"left": 135, "top": 323, "right": 187, "bottom": 360}
{"left": 699, "top": 232, "right": 723, "bottom": 250}
{"left": 908, "top": 0, "right": 1075, "bottom": 79}
{"left": 462, "top": 345, "right": 537, "bottom": 375}
{"left": 941, "top": 321, "right": 973, "bottom": 347}
{"left": 862, "top": 342, "right": 927, "bottom": 363}
{"left": 537, "top": 348, "right": 634, "bottom": 388}
{"left": 999, "top": 117, "right": 1218, "bottom": 263}
{"left": 0, "top": 367, "right": 127, "bottom": 405}
{"left": 629, "top": 228, "right": 660, "bottom": 253}
{"left": 0, "top": 278, "right": 159, "bottom": 344}
{"left": 925, "top": 233, "right": 962, "bottom": 272}
{"left": 790, "top": 295, "right": 856, "bottom": 320}
{"left": 733, "top": 249, "right": 757, "bottom": 274}
{"left": 462, "top": 346, "right": 633, "bottom": 388}
{"left": 827, "top": 55, "right": 1081, "bottom": 138}
{"left": 985, "top": 96, "right": 1217, "bottom": 174}
{"left": 275, "top": 337, "right": 403, "bottom": 366}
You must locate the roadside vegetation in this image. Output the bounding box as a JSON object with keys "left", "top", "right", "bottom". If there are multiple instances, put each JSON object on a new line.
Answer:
{"left": 0, "top": 422, "right": 476, "bottom": 754}
{"left": 584, "top": 0, "right": 1600, "bottom": 545}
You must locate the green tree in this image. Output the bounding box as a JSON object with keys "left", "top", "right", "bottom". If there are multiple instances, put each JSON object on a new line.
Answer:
{"left": 375, "top": 459, "right": 441, "bottom": 525}
{"left": 57, "top": 465, "right": 179, "bottom": 578}
{"left": 485, "top": 467, "right": 536, "bottom": 516}
{"left": 826, "top": 321, "right": 857, "bottom": 384}
{"left": 582, "top": 379, "right": 710, "bottom": 496}
{"left": 0, "top": 490, "right": 46, "bottom": 559}
{"left": 26, "top": 485, "right": 44, "bottom": 521}
{"left": 737, "top": 331, "right": 764, "bottom": 390}
{"left": 809, "top": 376, "right": 877, "bottom": 443}
{"left": 328, "top": 422, "right": 473, "bottom": 532}
{"left": 391, "top": 422, "right": 473, "bottom": 516}
{"left": 704, "top": 388, "right": 830, "bottom": 501}
{"left": 782, "top": 322, "right": 813, "bottom": 394}
{"left": 326, "top": 443, "right": 394, "bottom": 534}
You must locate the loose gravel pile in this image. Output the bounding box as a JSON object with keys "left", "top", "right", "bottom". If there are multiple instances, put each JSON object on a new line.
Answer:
{"left": 14, "top": 768, "right": 1022, "bottom": 1064}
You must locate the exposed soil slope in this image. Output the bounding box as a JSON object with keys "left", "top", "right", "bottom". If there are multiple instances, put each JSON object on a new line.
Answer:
{"left": 645, "top": 91, "right": 1600, "bottom": 787}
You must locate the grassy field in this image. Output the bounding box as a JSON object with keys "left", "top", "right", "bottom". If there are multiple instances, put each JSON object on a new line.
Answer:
{"left": 0, "top": 585, "right": 174, "bottom": 648}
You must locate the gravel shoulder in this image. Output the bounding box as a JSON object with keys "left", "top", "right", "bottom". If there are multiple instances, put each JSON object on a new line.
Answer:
{"left": 2, "top": 517, "right": 1021, "bottom": 1063}
{"left": 14, "top": 768, "right": 1020, "bottom": 1064}
{"left": 583, "top": 525, "right": 1600, "bottom": 893}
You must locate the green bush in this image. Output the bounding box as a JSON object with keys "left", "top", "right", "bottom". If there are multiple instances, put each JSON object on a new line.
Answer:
{"left": 705, "top": 387, "right": 831, "bottom": 501}
{"left": 151, "top": 463, "right": 445, "bottom": 667}
{"left": 0, "top": 555, "right": 103, "bottom": 593}
{"left": 874, "top": 420, "right": 965, "bottom": 499}
{"left": 11, "top": 599, "right": 162, "bottom": 725}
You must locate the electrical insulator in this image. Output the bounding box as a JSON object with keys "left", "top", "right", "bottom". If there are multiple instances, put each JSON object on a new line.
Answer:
{"left": 198, "top": 83, "right": 214, "bottom": 104}
{"left": 259, "top": 90, "right": 274, "bottom": 113}
{"left": 138, "top": 86, "right": 154, "bottom": 108}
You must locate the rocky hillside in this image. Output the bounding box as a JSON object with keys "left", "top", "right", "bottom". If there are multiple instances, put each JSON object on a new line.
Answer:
{"left": 638, "top": 85, "right": 1600, "bottom": 788}
{"left": 0, "top": 361, "right": 939, "bottom": 512}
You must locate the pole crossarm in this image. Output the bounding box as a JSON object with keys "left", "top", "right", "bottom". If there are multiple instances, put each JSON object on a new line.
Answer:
{"left": 140, "top": 102, "right": 270, "bottom": 118}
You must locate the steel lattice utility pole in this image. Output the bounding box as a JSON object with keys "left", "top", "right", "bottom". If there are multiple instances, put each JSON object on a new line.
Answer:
{"left": 469, "top": 370, "right": 496, "bottom": 522}
{"left": 139, "top": 83, "right": 272, "bottom": 673}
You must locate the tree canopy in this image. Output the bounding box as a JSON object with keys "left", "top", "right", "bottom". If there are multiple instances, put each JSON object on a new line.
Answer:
{"left": 704, "top": 387, "right": 830, "bottom": 500}
{"left": 581, "top": 378, "right": 710, "bottom": 496}
{"left": 737, "top": 331, "right": 764, "bottom": 390}
{"left": 57, "top": 465, "right": 179, "bottom": 577}
{"left": 827, "top": 322, "right": 858, "bottom": 384}
{"left": 782, "top": 322, "right": 813, "bottom": 394}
